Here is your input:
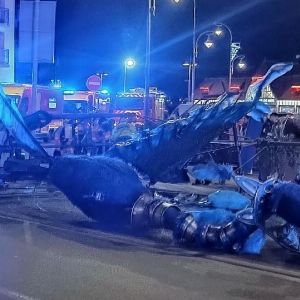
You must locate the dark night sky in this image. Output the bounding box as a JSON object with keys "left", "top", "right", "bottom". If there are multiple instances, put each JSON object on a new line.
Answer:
{"left": 35, "top": 0, "right": 300, "bottom": 98}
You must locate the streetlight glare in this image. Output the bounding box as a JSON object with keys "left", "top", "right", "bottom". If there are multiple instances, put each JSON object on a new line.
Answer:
{"left": 124, "top": 58, "right": 136, "bottom": 68}
{"left": 173, "top": 0, "right": 181, "bottom": 3}
{"left": 214, "top": 26, "right": 223, "bottom": 37}
{"left": 183, "top": 61, "right": 197, "bottom": 67}
{"left": 204, "top": 36, "right": 214, "bottom": 49}
{"left": 96, "top": 72, "right": 109, "bottom": 77}
{"left": 238, "top": 59, "right": 247, "bottom": 70}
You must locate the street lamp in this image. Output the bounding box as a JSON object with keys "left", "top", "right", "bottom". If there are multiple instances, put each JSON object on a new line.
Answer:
{"left": 124, "top": 58, "right": 136, "bottom": 93}
{"left": 213, "top": 23, "right": 241, "bottom": 90}
{"left": 96, "top": 72, "right": 109, "bottom": 86}
{"left": 213, "top": 24, "right": 246, "bottom": 173}
{"left": 237, "top": 56, "right": 247, "bottom": 70}
{"left": 189, "top": 30, "right": 213, "bottom": 101}
{"left": 173, "top": 0, "right": 197, "bottom": 102}
{"left": 214, "top": 25, "right": 223, "bottom": 37}
{"left": 230, "top": 55, "right": 247, "bottom": 75}
{"left": 226, "top": 55, "right": 247, "bottom": 87}
{"left": 145, "top": 0, "right": 197, "bottom": 118}
{"left": 204, "top": 34, "right": 214, "bottom": 49}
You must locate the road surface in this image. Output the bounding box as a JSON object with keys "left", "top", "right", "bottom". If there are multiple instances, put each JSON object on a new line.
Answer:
{"left": 0, "top": 181, "right": 300, "bottom": 300}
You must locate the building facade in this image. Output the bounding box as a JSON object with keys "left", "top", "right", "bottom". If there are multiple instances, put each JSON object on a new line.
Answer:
{"left": 195, "top": 63, "right": 300, "bottom": 114}
{"left": 0, "top": 0, "right": 15, "bottom": 83}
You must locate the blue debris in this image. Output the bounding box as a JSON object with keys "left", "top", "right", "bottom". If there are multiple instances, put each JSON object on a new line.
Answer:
{"left": 247, "top": 101, "right": 272, "bottom": 122}
{"left": 276, "top": 224, "right": 300, "bottom": 250}
{"left": 49, "top": 156, "right": 147, "bottom": 225}
{"left": 242, "top": 229, "right": 266, "bottom": 255}
{"left": 255, "top": 101, "right": 272, "bottom": 114}
{"left": 190, "top": 162, "right": 233, "bottom": 184}
{"left": 190, "top": 208, "right": 235, "bottom": 227}
{"left": 0, "top": 65, "right": 296, "bottom": 256}
{"left": 0, "top": 178, "right": 6, "bottom": 189}
{"left": 108, "top": 63, "right": 293, "bottom": 183}
{"left": 208, "top": 190, "right": 251, "bottom": 211}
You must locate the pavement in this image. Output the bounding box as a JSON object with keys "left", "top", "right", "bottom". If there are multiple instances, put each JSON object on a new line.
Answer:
{"left": 0, "top": 181, "right": 300, "bottom": 300}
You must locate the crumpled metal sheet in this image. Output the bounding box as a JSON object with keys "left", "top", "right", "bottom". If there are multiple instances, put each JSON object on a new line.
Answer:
{"left": 108, "top": 63, "right": 293, "bottom": 183}
{"left": 0, "top": 86, "right": 48, "bottom": 158}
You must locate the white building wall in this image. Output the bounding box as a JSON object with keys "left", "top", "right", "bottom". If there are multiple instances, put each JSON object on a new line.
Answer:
{"left": 0, "top": 0, "right": 15, "bottom": 83}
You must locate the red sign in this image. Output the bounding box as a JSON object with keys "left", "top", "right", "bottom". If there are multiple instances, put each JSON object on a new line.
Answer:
{"left": 86, "top": 75, "right": 102, "bottom": 91}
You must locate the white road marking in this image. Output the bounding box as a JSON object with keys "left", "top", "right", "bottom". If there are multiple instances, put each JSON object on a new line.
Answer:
{"left": 0, "top": 286, "right": 39, "bottom": 300}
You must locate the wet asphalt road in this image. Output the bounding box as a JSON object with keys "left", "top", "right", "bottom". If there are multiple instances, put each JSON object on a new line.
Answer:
{"left": 0, "top": 182, "right": 300, "bottom": 300}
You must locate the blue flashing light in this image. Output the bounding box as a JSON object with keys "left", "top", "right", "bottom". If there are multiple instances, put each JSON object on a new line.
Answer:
{"left": 63, "top": 90, "right": 76, "bottom": 95}
{"left": 100, "top": 89, "right": 110, "bottom": 95}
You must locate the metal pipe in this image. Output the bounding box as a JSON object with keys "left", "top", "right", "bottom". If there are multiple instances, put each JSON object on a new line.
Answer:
{"left": 175, "top": 212, "right": 257, "bottom": 252}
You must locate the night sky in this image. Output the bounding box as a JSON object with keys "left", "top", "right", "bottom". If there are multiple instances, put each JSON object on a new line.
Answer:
{"left": 19, "top": 0, "right": 300, "bottom": 98}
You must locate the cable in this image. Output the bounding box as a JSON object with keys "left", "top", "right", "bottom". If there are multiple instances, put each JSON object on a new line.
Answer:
{"left": 235, "top": 146, "right": 267, "bottom": 173}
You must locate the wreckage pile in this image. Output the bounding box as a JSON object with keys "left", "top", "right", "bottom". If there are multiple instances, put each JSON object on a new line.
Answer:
{"left": 1, "top": 63, "right": 300, "bottom": 255}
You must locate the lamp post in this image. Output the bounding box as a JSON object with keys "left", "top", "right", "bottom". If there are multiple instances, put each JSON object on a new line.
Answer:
{"left": 214, "top": 24, "right": 246, "bottom": 174}
{"left": 145, "top": 0, "right": 196, "bottom": 122}
{"left": 124, "top": 58, "right": 136, "bottom": 93}
{"left": 32, "top": 0, "right": 40, "bottom": 112}
{"left": 174, "top": 0, "right": 197, "bottom": 102}
{"left": 144, "top": 0, "right": 154, "bottom": 125}
{"left": 183, "top": 60, "right": 193, "bottom": 101}
{"left": 145, "top": 0, "right": 187, "bottom": 123}
{"left": 230, "top": 55, "right": 247, "bottom": 79}
{"left": 96, "top": 72, "right": 109, "bottom": 85}
{"left": 214, "top": 23, "right": 241, "bottom": 91}
{"left": 188, "top": 31, "right": 214, "bottom": 101}
{"left": 145, "top": 0, "right": 198, "bottom": 120}
{"left": 190, "top": 0, "right": 197, "bottom": 103}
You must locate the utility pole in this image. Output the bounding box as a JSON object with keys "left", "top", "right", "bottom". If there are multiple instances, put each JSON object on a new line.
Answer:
{"left": 190, "top": 0, "right": 196, "bottom": 102}
{"left": 144, "top": 0, "right": 155, "bottom": 126}
{"left": 32, "top": 0, "right": 40, "bottom": 112}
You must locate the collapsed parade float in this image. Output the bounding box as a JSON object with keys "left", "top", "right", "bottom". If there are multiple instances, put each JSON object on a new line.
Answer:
{"left": 1, "top": 63, "right": 300, "bottom": 255}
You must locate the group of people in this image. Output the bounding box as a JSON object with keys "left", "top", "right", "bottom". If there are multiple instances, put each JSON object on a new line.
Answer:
{"left": 56, "top": 117, "right": 140, "bottom": 156}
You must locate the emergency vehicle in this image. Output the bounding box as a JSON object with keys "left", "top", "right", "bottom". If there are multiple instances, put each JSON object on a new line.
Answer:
{"left": 2, "top": 84, "right": 64, "bottom": 136}
{"left": 63, "top": 90, "right": 110, "bottom": 113}
{"left": 111, "top": 88, "right": 166, "bottom": 123}
{"left": 2, "top": 83, "right": 64, "bottom": 116}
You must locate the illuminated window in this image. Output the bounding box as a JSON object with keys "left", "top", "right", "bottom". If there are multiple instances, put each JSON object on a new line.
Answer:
{"left": 0, "top": 5, "right": 9, "bottom": 25}
{"left": 291, "top": 85, "right": 300, "bottom": 95}
{"left": 200, "top": 87, "right": 209, "bottom": 94}
{"left": 0, "top": 32, "right": 9, "bottom": 66}
{"left": 229, "top": 86, "right": 240, "bottom": 92}
{"left": 48, "top": 98, "right": 57, "bottom": 109}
